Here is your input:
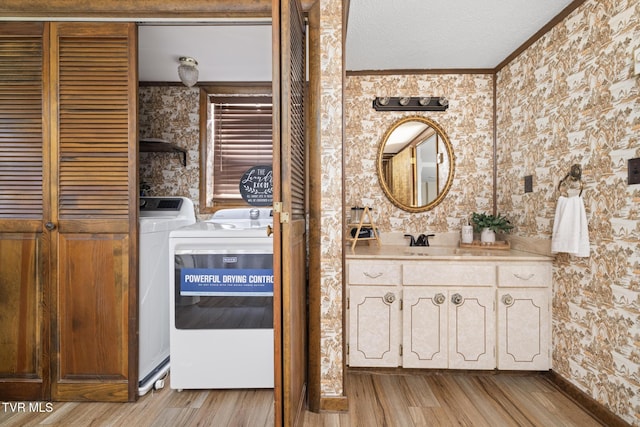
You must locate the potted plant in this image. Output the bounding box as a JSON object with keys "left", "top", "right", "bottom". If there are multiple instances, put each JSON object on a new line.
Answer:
{"left": 471, "top": 212, "right": 514, "bottom": 243}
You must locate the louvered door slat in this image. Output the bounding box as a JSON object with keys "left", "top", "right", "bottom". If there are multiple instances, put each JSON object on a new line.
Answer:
{"left": 287, "top": 0, "right": 305, "bottom": 219}
{"left": 0, "top": 30, "right": 43, "bottom": 220}
{"left": 57, "top": 36, "right": 130, "bottom": 219}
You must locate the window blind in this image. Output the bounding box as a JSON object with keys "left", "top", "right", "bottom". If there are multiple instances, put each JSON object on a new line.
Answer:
{"left": 211, "top": 95, "right": 272, "bottom": 201}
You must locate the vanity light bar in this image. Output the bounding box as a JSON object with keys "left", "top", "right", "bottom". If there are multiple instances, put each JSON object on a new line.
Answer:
{"left": 373, "top": 96, "right": 449, "bottom": 111}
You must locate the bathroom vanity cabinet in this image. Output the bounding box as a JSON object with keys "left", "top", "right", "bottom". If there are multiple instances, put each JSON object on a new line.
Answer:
{"left": 346, "top": 247, "right": 552, "bottom": 371}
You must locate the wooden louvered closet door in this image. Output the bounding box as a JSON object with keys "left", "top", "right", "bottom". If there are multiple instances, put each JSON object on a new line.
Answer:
{"left": 273, "top": 0, "right": 307, "bottom": 424}
{"left": 49, "top": 22, "right": 137, "bottom": 402}
{"left": 0, "top": 22, "right": 49, "bottom": 402}
{"left": 0, "top": 21, "right": 137, "bottom": 402}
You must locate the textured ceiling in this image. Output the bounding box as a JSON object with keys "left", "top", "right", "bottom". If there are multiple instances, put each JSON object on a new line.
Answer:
{"left": 345, "top": 0, "right": 575, "bottom": 71}
{"left": 137, "top": 1, "right": 576, "bottom": 82}
{"left": 138, "top": 24, "right": 272, "bottom": 82}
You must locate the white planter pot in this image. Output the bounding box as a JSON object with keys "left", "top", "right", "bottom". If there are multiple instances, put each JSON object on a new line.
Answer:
{"left": 480, "top": 228, "right": 496, "bottom": 243}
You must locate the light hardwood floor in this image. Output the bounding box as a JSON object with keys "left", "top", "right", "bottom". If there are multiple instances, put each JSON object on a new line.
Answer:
{"left": 0, "top": 371, "right": 604, "bottom": 426}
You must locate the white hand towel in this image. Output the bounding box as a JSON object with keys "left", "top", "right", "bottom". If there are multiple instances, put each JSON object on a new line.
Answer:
{"left": 551, "top": 195, "right": 590, "bottom": 257}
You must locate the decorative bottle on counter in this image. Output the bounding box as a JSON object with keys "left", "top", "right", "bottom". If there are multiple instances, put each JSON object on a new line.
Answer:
{"left": 461, "top": 224, "right": 474, "bottom": 244}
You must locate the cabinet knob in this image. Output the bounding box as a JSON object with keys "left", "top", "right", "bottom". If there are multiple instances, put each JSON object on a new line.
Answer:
{"left": 451, "top": 293, "right": 463, "bottom": 305}
{"left": 383, "top": 292, "right": 396, "bottom": 304}
{"left": 501, "top": 294, "right": 514, "bottom": 306}
{"left": 434, "top": 293, "right": 446, "bottom": 305}
{"left": 45, "top": 222, "right": 56, "bottom": 231}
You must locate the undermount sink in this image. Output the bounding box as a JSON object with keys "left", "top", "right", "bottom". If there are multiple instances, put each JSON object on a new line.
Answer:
{"left": 402, "top": 247, "right": 459, "bottom": 256}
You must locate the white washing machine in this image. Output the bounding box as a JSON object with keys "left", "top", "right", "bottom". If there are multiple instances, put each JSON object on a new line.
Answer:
{"left": 169, "top": 208, "right": 274, "bottom": 390}
{"left": 138, "top": 197, "right": 196, "bottom": 396}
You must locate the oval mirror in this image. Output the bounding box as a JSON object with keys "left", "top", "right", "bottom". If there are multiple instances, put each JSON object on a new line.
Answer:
{"left": 376, "top": 116, "right": 455, "bottom": 212}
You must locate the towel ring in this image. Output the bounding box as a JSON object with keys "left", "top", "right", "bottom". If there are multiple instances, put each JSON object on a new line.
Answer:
{"left": 558, "top": 164, "right": 584, "bottom": 196}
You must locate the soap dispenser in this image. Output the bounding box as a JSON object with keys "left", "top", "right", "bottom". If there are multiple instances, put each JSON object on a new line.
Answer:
{"left": 461, "top": 219, "right": 474, "bottom": 244}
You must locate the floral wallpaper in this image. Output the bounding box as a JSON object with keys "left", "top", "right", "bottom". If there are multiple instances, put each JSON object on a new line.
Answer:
{"left": 344, "top": 74, "right": 495, "bottom": 235}
{"left": 317, "top": 0, "right": 346, "bottom": 397}
{"left": 496, "top": 0, "right": 640, "bottom": 424}
{"left": 138, "top": 86, "right": 210, "bottom": 220}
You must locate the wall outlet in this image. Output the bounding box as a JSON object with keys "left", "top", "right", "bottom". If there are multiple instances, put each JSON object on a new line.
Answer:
{"left": 524, "top": 175, "right": 533, "bottom": 193}
{"left": 629, "top": 158, "right": 640, "bottom": 185}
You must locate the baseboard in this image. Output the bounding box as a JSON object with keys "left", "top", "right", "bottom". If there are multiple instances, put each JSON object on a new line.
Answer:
{"left": 546, "top": 371, "right": 631, "bottom": 427}
{"left": 319, "top": 395, "right": 349, "bottom": 412}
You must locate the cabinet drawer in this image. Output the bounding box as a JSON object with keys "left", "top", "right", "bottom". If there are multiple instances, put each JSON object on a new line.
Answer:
{"left": 348, "top": 261, "right": 401, "bottom": 285}
{"left": 497, "top": 263, "right": 551, "bottom": 287}
{"left": 403, "top": 262, "right": 495, "bottom": 286}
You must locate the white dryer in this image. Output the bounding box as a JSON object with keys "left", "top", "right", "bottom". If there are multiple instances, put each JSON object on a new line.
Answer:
{"left": 138, "top": 197, "right": 195, "bottom": 395}
{"left": 169, "top": 208, "right": 274, "bottom": 390}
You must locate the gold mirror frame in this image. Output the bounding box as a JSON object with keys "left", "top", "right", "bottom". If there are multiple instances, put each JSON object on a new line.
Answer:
{"left": 376, "top": 116, "right": 455, "bottom": 213}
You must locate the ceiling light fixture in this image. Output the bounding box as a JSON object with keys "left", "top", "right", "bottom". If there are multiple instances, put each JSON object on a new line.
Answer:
{"left": 373, "top": 96, "right": 449, "bottom": 111}
{"left": 178, "top": 56, "right": 199, "bottom": 87}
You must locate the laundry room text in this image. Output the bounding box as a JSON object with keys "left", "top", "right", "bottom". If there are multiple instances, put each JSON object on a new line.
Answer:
{"left": 179, "top": 268, "right": 274, "bottom": 296}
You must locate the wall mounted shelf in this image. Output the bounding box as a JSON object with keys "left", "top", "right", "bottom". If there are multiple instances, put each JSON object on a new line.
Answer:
{"left": 139, "top": 138, "right": 187, "bottom": 166}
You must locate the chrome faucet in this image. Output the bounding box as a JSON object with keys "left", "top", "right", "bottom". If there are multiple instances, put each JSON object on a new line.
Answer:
{"left": 404, "top": 233, "right": 435, "bottom": 247}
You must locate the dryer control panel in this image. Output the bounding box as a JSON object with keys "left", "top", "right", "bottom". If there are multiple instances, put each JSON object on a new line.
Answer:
{"left": 140, "top": 197, "right": 183, "bottom": 212}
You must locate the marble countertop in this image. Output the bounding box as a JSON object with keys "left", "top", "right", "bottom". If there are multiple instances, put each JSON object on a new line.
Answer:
{"left": 346, "top": 244, "right": 553, "bottom": 261}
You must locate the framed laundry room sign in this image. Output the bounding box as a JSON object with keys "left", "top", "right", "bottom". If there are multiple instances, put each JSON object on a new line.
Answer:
{"left": 239, "top": 165, "right": 273, "bottom": 206}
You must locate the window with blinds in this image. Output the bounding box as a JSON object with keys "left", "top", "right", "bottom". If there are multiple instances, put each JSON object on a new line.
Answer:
{"left": 210, "top": 95, "right": 272, "bottom": 203}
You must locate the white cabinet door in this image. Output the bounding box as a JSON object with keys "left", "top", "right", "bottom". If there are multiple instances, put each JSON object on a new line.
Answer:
{"left": 448, "top": 288, "right": 496, "bottom": 370}
{"left": 402, "top": 287, "right": 448, "bottom": 368}
{"left": 497, "top": 289, "right": 550, "bottom": 370}
{"left": 348, "top": 286, "right": 401, "bottom": 367}
{"left": 404, "top": 287, "right": 495, "bottom": 369}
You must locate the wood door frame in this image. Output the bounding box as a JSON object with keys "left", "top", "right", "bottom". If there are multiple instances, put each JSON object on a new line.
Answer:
{"left": 305, "top": 0, "right": 322, "bottom": 413}
{"left": 0, "top": 0, "right": 316, "bottom": 19}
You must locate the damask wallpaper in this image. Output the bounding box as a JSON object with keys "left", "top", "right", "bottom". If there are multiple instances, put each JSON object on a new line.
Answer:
{"left": 496, "top": 0, "right": 639, "bottom": 424}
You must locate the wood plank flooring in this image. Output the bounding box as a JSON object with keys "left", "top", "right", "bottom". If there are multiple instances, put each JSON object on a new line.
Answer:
{"left": 306, "top": 370, "right": 605, "bottom": 427}
{"left": 0, "top": 371, "right": 604, "bottom": 426}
